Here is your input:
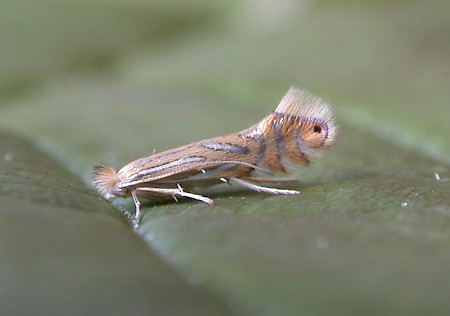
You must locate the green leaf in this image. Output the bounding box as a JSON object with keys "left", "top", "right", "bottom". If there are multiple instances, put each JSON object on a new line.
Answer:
{"left": 0, "top": 130, "right": 236, "bottom": 315}
{"left": 1, "top": 1, "right": 450, "bottom": 315}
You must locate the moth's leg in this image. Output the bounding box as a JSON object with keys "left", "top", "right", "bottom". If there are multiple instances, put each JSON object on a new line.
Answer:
{"left": 177, "top": 190, "right": 214, "bottom": 205}
{"left": 176, "top": 183, "right": 215, "bottom": 205}
{"left": 241, "top": 177, "right": 299, "bottom": 184}
{"left": 230, "top": 177, "right": 300, "bottom": 195}
{"left": 136, "top": 186, "right": 214, "bottom": 206}
{"left": 131, "top": 191, "right": 142, "bottom": 224}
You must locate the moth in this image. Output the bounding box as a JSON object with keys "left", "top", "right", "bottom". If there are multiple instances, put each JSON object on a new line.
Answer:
{"left": 93, "top": 87, "right": 337, "bottom": 223}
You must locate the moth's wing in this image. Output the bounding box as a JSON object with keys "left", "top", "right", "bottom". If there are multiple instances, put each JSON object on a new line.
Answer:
{"left": 120, "top": 160, "right": 272, "bottom": 189}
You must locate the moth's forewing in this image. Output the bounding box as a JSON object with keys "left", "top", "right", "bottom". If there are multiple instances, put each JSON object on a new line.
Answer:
{"left": 117, "top": 132, "right": 268, "bottom": 189}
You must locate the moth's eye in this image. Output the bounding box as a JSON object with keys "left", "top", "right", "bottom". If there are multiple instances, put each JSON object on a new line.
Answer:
{"left": 313, "top": 125, "right": 322, "bottom": 134}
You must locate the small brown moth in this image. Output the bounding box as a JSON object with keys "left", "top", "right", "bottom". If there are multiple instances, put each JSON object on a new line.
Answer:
{"left": 93, "top": 87, "right": 337, "bottom": 223}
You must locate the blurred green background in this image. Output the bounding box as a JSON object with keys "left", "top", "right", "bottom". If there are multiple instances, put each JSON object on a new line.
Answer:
{"left": 1, "top": 0, "right": 449, "bottom": 315}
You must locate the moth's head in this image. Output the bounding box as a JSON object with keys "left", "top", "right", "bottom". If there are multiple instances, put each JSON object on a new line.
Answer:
{"left": 92, "top": 164, "right": 128, "bottom": 198}
{"left": 296, "top": 116, "right": 337, "bottom": 160}
{"left": 272, "top": 87, "right": 338, "bottom": 163}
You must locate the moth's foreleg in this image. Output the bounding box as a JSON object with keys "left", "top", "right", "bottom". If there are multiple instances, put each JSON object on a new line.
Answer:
{"left": 230, "top": 177, "right": 300, "bottom": 195}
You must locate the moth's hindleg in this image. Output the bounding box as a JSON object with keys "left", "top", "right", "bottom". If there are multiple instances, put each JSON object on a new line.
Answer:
{"left": 241, "top": 177, "right": 299, "bottom": 184}
{"left": 136, "top": 186, "right": 214, "bottom": 206}
{"left": 230, "top": 177, "right": 300, "bottom": 195}
{"left": 177, "top": 190, "right": 214, "bottom": 205}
